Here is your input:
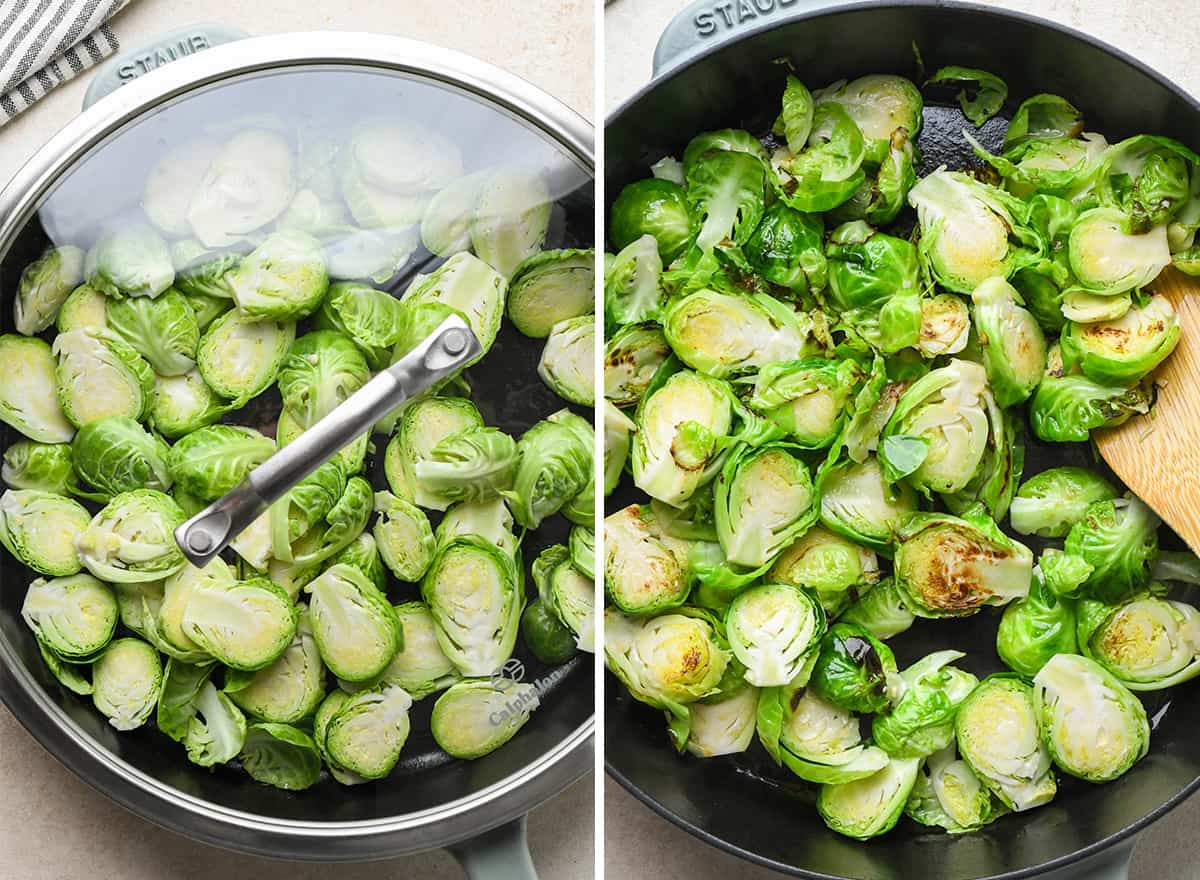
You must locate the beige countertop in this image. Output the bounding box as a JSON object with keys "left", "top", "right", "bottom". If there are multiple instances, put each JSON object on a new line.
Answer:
{"left": 0, "top": 2, "right": 594, "bottom": 879}
{"left": 603, "top": 0, "right": 1200, "bottom": 878}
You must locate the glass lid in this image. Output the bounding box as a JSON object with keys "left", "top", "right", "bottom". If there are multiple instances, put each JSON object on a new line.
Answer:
{"left": 0, "top": 59, "right": 594, "bottom": 829}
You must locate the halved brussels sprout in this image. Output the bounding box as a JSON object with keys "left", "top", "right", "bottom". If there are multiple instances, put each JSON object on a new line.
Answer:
{"left": 604, "top": 504, "right": 689, "bottom": 616}
{"left": 1060, "top": 289, "right": 1131, "bottom": 324}
{"left": 1077, "top": 594, "right": 1200, "bottom": 690}
{"left": 768, "top": 525, "right": 880, "bottom": 618}
{"left": 155, "top": 558, "right": 232, "bottom": 659}
{"left": 824, "top": 223, "right": 920, "bottom": 352}
{"left": 533, "top": 543, "right": 595, "bottom": 653}
{"left": 1068, "top": 207, "right": 1171, "bottom": 294}
{"left": 181, "top": 576, "right": 297, "bottom": 671}
{"left": 422, "top": 536, "right": 523, "bottom": 677}
{"left": 1060, "top": 293, "right": 1181, "bottom": 385}
{"left": 143, "top": 138, "right": 220, "bottom": 235}
{"left": 840, "top": 578, "right": 915, "bottom": 641}
{"left": 149, "top": 368, "right": 229, "bottom": 438}
{"left": 431, "top": 678, "right": 539, "bottom": 759}
{"left": 328, "top": 531, "right": 385, "bottom": 592}
{"left": 184, "top": 679, "right": 248, "bottom": 766}
{"left": 502, "top": 409, "right": 592, "bottom": 530}
{"left": 350, "top": 602, "right": 459, "bottom": 699}
{"left": 72, "top": 416, "right": 171, "bottom": 500}
{"left": 539, "top": 315, "right": 594, "bottom": 407}
{"left": 908, "top": 171, "right": 1040, "bottom": 293}
{"left": 1029, "top": 344, "right": 1153, "bottom": 443}
{"left": 816, "top": 757, "right": 921, "bottom": 840}
{"left": 880, "top": 359, "right": 993, "bottom": 496}
{"left": 167, "top": 425, "right": 275, "bottom": 501}
{"left": 0, "top": 335, "right": 75, "bottom": 443}
{"left": 53, "top": 329, "right": 154, "bottom": 428}
{"left": 810, "top": 622, "right": 899, "bottom": 714}
{"left": 76, "top": 489, "right": 186, "bottom": 583}
{"left": 373, "top": 491, "right": 435, "bottom": 581}
{"left": 21, "top": 573, "right": 117, "bottom": 660}
{"left": 631, "top": 369, "right": 734, "bottom": 506}
{"left": 1010, "top": 467, "right": 1119, "bottom": 538}
{"left": 384, "top": 396, "right": 484, "bottom": 505}
{"left": 681, "top": 684, "right": 757, "bottom": 758}
{"left": 905, "top": 746, "right": 1008, "bottom": 834}
{"left": 56, "top": 283, "right": 108, "bottom": 335}
{"left": 226, "top": 230, "right": 328, "bottom": 321}
{"left": 604, "top": 236, "right": 664, "bottom": 330}
{"left": 759, "top": 683, "right": 889, "bottom": 783}
{"left": 86, "top": 224, "right": 175, "bottom": 298}
{"left": 687, "top": 148, "right": 766, "bottom": 250}
{"left": 604, "top": 608, "right": 731, "bottom": 728}
{"left": 956, "top": 675, "right": 1056, "bottom": 811}
{"left": 1033, "top": 653, "right": 1150, "bottom": 782}
{"left": 186, "top": 129, "right": 294, "bottom": 246}
{"left": 276, "top": 330, "right": 370, "bottom": 429}
{"left": 744, "top": 202, "right": 827, "bottom": 294}
{"left": 682, "top": 129, "right": 769, "bottom": 173}
{"left": 0, "top": 489, "right": 89, "bottom": 576}
{"left": 324, "top": 683, "right": 413, "bottom": 779}
{"left": 610, "top": 178, "right": 691, "bottom": 260}
{"left": 196, "top": 309, "right": 294, "bottom": 403}
{"left": 305, "top": 563, "right": 402, "bottom": 681}
{"left": 1100, "top": 135, "right": 1199, "bottom": 232}
{"left": 508, "top": 249, "right": 595, "bottom": 339}
{"left": 227, "top": 609, "right": 325, "bottom": 723}
{"left": 436, "top": 497, "right": 519, "bottom": 557}
{"left": 420, "top": 170, "right": 486, "bottom": 256}
{"left": 817, "top": 454, "right": 918, "bottom": 554}
{"left": 747, "top": 359, "right": 861, "bottom": 448}
{"left": 91, "top": 638, "right": 162, "bottom": 730}
{"left": 917, "top": 293, "right": 971, "bottom": 358}
{"left": 604, "top": 400, "right": 634, "bottom": 496}
{"left": 773, "top": 103, "right": 866, "bottom": 214}
{"left": 2, "top": 441, "right": 76, "bottom": 495}
{"left": 714, "top": 443, "right": 816, "bottom": 569}
{"left": 470, "top": 167, "right": 551, "bottom": 277}
{"left": 815, "top": 74, "right": 923, "bottom": 162}
{"left": 15, "top": 246, "right": 85, "bottom": 335}
{"left": 411, "top": 427, "right": 517, "bottom": 513}
{"left": 996, "top": 570, "right": 1077, "bottom": 678}
{"left": 280, "top": 470, "right": 371, "bottom": 565}
{"left": 970, "top": 277, "right": 1047, "bottom": 407}
{"left": 663, "top": 288, "right": 810, "bottom": 379}
{"left": 604, "top": 323, "right": 670, "bottom": 409}
{"left": 312, "top": 690, "right": 367, "bottom": 786}
{"left": 726, "top": 583, "right": 824, "bottom": 686}
{"left": 873, "top": 650, "right": 978, "bottom": 758}
{"left": 315, "top": 281, "right": 404, "bottom": 368}
{"left": 894, "top": 509, "right": 1034, "bottom": 618}
{"left": 1063, "top": 496, "right": 1158, "bottom": 603}
{"left": 569, "top": 526, "right": 595, "bottom": 582}
{"left": 239, "top": 723, "right": 322, "bottom": 790}
{"left": 105, "top": 290, "right": 199, "bottom": 377}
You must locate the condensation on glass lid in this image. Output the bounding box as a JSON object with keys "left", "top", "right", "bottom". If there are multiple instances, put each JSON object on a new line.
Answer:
{"left": 32, "top": 66, "right": 592, "bottom": 291}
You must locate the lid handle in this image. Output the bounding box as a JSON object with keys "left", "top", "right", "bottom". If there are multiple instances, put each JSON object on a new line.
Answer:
{"left": 174, "top": 316, "right": 481, "bottom": 568}
{"left": 81, "top": 23, "right": 250, "bottom": 110}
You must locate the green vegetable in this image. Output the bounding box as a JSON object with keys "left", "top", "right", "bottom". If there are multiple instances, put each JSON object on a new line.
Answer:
{"left": 0, "top": 489, "right": 90, "bottom": 576}
{"left": 996, "top": 572, "right": 1077, "bottom": 678}
{"left": 610, "top": 178, "right": 691, "bottom": 260}
{"left": 72, "top": 416, "right": 172, "bottom": 500}
{"left": 927, "top": 66, "right": 1007, "bottom": 127}
{"left": 91, "top": 638, "right": 162, "bottom": 730}
{"left": 15, "top": 246, "right": 85, "bottom": 335}
{"left": 810, "top": 622, "right": 898, "bottom": 714}
{"left": 105, "top": 290, "right": 199, "bottom": 376}
{"left": 1010, "top": 467, "right": 1118, "bottom": 538}
{"left": 431, "top": 679, "right": 538, "bottom": 759}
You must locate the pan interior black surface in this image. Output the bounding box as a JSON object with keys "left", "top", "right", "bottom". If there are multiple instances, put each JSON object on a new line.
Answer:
{"left": 606, "top": 5, "right": 1200, "bottom": 879}
{"left": 0, "top": 65, "right": 593, "bottom": 825}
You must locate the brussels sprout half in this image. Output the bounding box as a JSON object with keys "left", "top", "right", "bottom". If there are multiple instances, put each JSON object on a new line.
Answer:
{"left": 681, "top": 683, "right": 758, "bottom": 759}
{"left": 872, "top": 650, "right": 978, "bottom": 758}
{"left": 53, "top": 329, "right": 155, "bottom": 429}
{"left": 747, "top": 358, "right": 862, "bottom": 449}
{"left": 817, "top": 757, "right": 922, "bottom": 840}
{"left": 315, "top": 281, "right": 404, "bottom": 369}
{"left": 817, "top": 454, "right": 918, "bottom": 554}
{"left": 840, "top": 578, "right": 916, "bottom": 641}
{"left": 604, "top": 323, "right": 671, "bottom": 409}
{"left": 507, "top": 248, "right": 595, "bottom": 339}
{"left": 1010, "top": 467, "right": 1119, "bottom": 538}
{"left": 539, "top": 315, "right": 595, "bottom": 407}
{"left": 905, "top": 746, "right": 1008, "bottom": 834}
{"left": 714, "top": 442, "right": 817, "bottom": 569}
{"left": 1060, "top": 293, "right": 1181, "bottom": 385}
{"left": 277, "top": 330, "right": 370, "bottom": 429}
{"left": 605, "top": 236, "right": 664, "bottom": 330}
{"left": 149, "top": 369, "right": 230, "bottom": 438}
{"left": 436, "top": 497, "right": 519, "bottom": 558}
{"left": 725, "top": 583, "right": 825, "bottom": 687}
{"left": 1063, "top": 497, "right": 1158, "bottom": 603}
{"left": 167, "top": 424, "right": 275, "bottom": 501}
{"left": 21, "top": 573, "right": 117, "bottom": 660}
{"left": 0, "top": 335, "right": 75, "bottom": 443}
{"left": 1033, "top": 653, "right": 1150, "bottom": 782}
{"left": 91, "top": 638, "right": 163, "bottom": 731}
{"left": 893, "top": 509, "right": 1033, "bottom": 618}
{"left": 0, "top": 489, "right": 90, "bottom": 576}
{"left": 105, "top": 290, "right": 200, "bottom": 377}
{"left": 470, "top": 168, "right": 552, "bottom": 277}
{"left": 759, "top": 683, "right": 889, "bottom": 784}
{"left": 533, "top": 543, "right": 595, "bottom": 654}
{"left": 431, "top": 678, "right": 539, "bottom": 759}
{"left": 76, "top": 489, "right": 187, "bottom": 583}
{"left": 384, "top": 395, "right": 484, "bottom": 507}
{"left": 604, "top": 504, "right": 689, "bottom": 616}
{"left": 970, "top": 277, "right": 1047, "bottom": 407}
{"left": 181, "top": 576, "right": 297, "bottom": 672}
{"left": 955, "top": 675, "right": 1057, "bottom": 811}
{"left": 2, "top": 441, "right": 77, "bottom": 495}
{"left": 1077, "top": 594, "right": 1200, "bottom": 690}
{"left": 768, "top": 525, "right": 880, "bottom": 618}
{"left": 239, "top": 722, "right": 322, "bottom": 791}
{"left": 197, "top": 309, "right": 295, "bottom": 404}
{"left": 348, "top": 602, "right": 459, "bottom": 699}
{"left": 324, "top": 683, "right": 413, "bottom": 779}
{"left": 186, "top": 129, "right": 295, "bottom": 247}
{"left": 502, "top": 410, "right": 592, "bottom": 530}
{"left": 305, "top": 563, "right": 402, "bottom": 682}
{"left": 72, "top": 416, "right": 172, "bottom": 500}
{"left": 228, "top": 609, "right": 325, "bottom": 723}
{"left": 15, "top": 246, "right": 85, "bottom": 336}
{"left": 56, "top": 284, "right": 108, "bottom": 335}
{"left": 86, "top": 224, "right": 175, "bottom": 299}
{"left": 1029, "top": 345, "right": 1154, "bottom": 443}
{"left": 373, "top": 491, "right": 435, "bottom": 581}
{"left": 1067, "top": 207, "right": 1171, "bottom": 295}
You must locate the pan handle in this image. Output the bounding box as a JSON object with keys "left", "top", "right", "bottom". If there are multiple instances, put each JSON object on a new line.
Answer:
{"left": 1042, "top": 841, "right": 1133, "bottom": 880}
{"left": 447, "top": 816, "right": 539, "bottom": 880}
{"left": 81, "top": 23, "right": 249, "bottom": 110}
{"left": 652, "top": 0, "right": 857, "bottom": 77}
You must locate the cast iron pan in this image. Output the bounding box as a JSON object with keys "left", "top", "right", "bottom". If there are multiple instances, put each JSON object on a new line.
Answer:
{"left": 605, "top": 3, "right": 1200, "bottom": 878}
{"left": 0, "top": 59, "right": 593, "bottom": 858}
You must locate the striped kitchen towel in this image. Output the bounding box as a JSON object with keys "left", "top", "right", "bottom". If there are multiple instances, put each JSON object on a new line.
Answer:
{"left": 0, "top": 0, "right": 135, "bottom": 126}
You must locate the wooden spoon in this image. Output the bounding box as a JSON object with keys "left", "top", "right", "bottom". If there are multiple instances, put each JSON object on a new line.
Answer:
{"left": 1095, "top": 267, "right": 1200, "bottom": 554}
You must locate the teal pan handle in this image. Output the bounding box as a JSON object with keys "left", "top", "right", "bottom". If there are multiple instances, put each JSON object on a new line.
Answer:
{"left": 447, "top": 816, "right": 539, "bottom": 880}
{"left": 81, "top": 23, "right": 249, "bottom": 110}
{"left": 653, "top": 0, "right": 867, "bottom": 76}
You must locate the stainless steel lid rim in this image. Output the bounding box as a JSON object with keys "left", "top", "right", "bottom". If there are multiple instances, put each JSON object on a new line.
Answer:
{"left": 0, "top": 30, "right": 594, "bottom": 857}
